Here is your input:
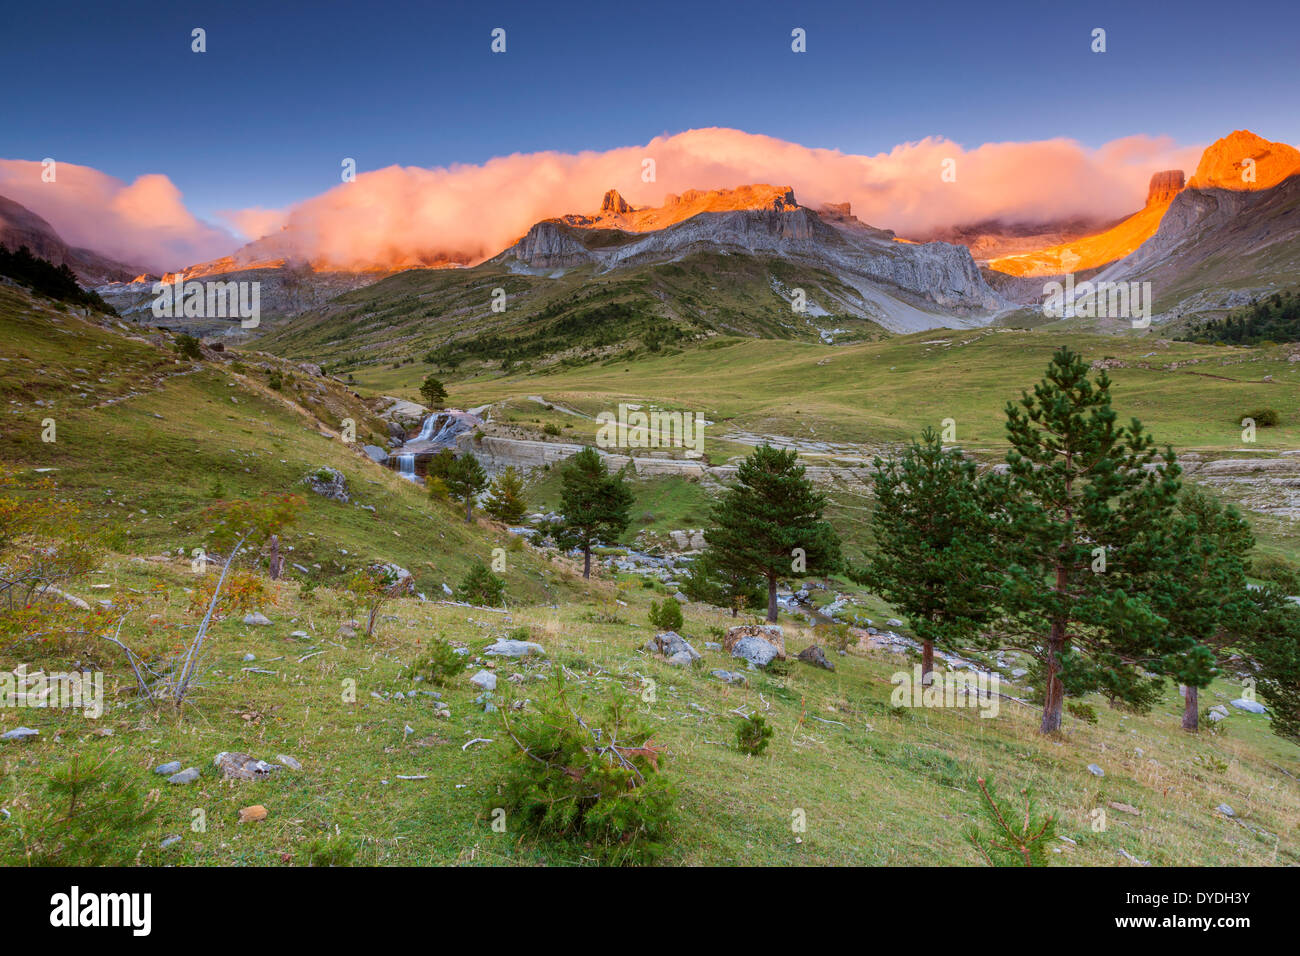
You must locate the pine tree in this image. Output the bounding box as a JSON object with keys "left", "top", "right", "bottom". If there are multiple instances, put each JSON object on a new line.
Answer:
{"left": 1243, "top": 586, "right": 1300, "bottom": 744}
{"left": 681, "top": 550, "right": 765, "bottom": 617}
{"left": 987, "top": 347, "right": 1182, "bottom": 734}
{"left": 444, "top": 454, "right": 487, "bottom": 522}
{"left": 483, "top": 466, "right": 528, "bottom": 524}
{"left": 1150, "top": 487, "right": 1254, "bottom": 731}
{"left": 558, "top": 447, "right": 633, "bottom": 579}
{"left": 856, "top": 427, "right": 996, "bottom": 684}
{"left": 457, "top": 559, "right": 506, "bottom": 606}
{"left": 419, "top": 375, "right": 448, "bottom": 409}
{"left": 703, "top": 444, "right": 840, "bottom": 623}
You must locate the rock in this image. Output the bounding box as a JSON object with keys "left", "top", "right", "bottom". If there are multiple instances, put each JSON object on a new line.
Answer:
{"left": 666, "top": 650, "right": 696, "bottom": 667}
{"left": 302, "top": 466, "right": 349, "bottom": 502}
{"left": 723, "top": 624, "right": 785, "bottom": 659}
{"left": 337, "top": 624, "right": 358, "bottom": 639}
{"left": 1, "top": 727, "right": 38, "bottom": 740}
{"left": 1010, "top": 668, "right": 1029, "bottom": 678}
{"left": 731, "top": 636, "right": 780, "bottom": 669}
{"left": 710, "top": 669, "right": 748, "bottom": 685}
{"left": 167, "top": 767, "right": 200, "bottom": 785}
{"left": 361, "top": 444, "right": 388, "bottom": 465}
{"left": 483, "top": 639, "right": 544, "bottom": 658}
{"left": 886, "top": 618, "right": 904, "bottom": 628}
{"left": 1230, "top": 698, "right": 1267, "bottom": 714}
{"left": 1108, "top": 801, "right": 1140, "bottom": 816}
{"left": 160, "top": 835, "right": 182, "bottom": 849}
{"left": 1216, "top": 803, "right": 1235, "bottom": 818}
{"left": 242, "top": 612, "right": 271, "bottom": 626}
{"left": 237, "top": 805, "right": 268, "bottom": 824}
{"left": 796, "top": 645, "right": 835, "bottom": 671}
{"left": 1146, "top": 169, "right": 1185, "bottom": 205}
{"left": 469, "top": 670, "right": 497, "bottom": 691}
{"left": 703, "top": 642, "right": 722, "bottom": 651}
{"left": 672, "top": 591, "right": 688, "bottom": 604}
{"left": 1086, "top": 764, "right": 1105, "bottom": 777}
{"left": 370, "top": 563, "right": 415, "bottom": 595}
{"left": 214, "top": 751, "right": 281, "bottom": 780}
{"left": 646, "top": 631, "right": 699, "bottom": 662}
{"left": 276, "top": 754, "right": 302, "bottom": 771}
{"left": 154, "top": 760, "right": 182, "bottom": 775}
{"left": 242, "top": 653, "right": 256, "bottom": 662}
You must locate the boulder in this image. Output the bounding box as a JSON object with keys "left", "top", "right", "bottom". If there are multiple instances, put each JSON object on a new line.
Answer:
{"left": 361, "top": 444, "right": 388, "bottom": 465}
{"left": 167, "top": 767, "right": 200, "bottom": 785}
{"left": 1, "top": 727, "right": 39, "bottom": 740}
{"left": 242, "top": 612, "right": 271, "bottom": 626}
{"left": 723, "top": 624, "right": 785, "bottom": 659}
{"left": 796, "top": 645, "right": 835, "bottom": 671}
{"left": 154, "top": 760, "right": 182, "bottom": 775}
{"left": 484, "top": 639, "right": 544, "bottom": 658}
{"left": 469, "top": 670, "right": 497, "bottom": 691}
{"left": 1230, "top": 698, "right": 1267, "bottom": 714}
{"left": 731, "top": 636, "right": 780, "bottom": 669}
{"left": 646, "top": 631, "right": 699, "bottom": 662}
{"left": 302, "top": 466, "right": 349, "bottom": 502}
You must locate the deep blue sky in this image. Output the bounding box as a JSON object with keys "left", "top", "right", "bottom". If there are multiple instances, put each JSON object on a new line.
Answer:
{"left": 3, "top": 0, "right": 1297, "bottom": 222}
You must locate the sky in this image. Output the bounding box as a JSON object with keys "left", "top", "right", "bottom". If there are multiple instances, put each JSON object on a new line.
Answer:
{"left": 2, "top": 0, "right": 1297, "bottom": 272}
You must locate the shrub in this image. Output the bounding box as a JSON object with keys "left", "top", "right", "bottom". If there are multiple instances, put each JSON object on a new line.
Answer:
{"left": 0, "top": 755, "right": 157, "bottom": 866}
{"left": 734, "top": 713, "right": 773, "bottom": 756}
{"left": 173, "top": 333, "right": 203, "bottom": 360}
{"left": 1243, "top": 408, "right": 1280, "bottom": 427}
{"left": 304, "top": 834, "right": 357, "bottom": 866}
{"left": 492, "top": 674, "right": 674, "bottom": 864}
{"left": 543, "top": 423, "right": 561, "bottom": 436}
{"left": 1253, "top": 553, "right": 1300, "bottom": 592}
{"left": 648, "top": 597, "right": 683, "bottom": 632}
{"left": 457, "top": 559, "right": 506, "bottom": 606}
{"left": 1065, "top": 700, "right": 1098, "bottom": 725}
{"left": 405, "top": 638, "right": 465, "bottom": 685}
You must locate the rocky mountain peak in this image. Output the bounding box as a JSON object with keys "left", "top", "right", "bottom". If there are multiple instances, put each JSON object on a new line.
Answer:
{"left": 601, "top": 189, "right": 632, "bottom": 215}
{"left": 1187, "top": 130, "right": 1300, "bottom": 191}
{"left": 1146, "top": 170, "right": 1185, "bottom": 206}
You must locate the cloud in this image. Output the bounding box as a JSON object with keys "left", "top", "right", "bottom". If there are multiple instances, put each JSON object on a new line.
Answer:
{"left": 0, "top": 160, "right": 238, "bottom": 274}
{"left": 3, "top": 129, "right": 1209, "bottom": 273}
{"left": 223, "top": 128, "right": 1205, "bottom": 269}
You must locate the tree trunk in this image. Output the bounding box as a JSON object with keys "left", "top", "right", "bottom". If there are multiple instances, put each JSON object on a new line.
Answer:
{"left": 921, "top": 639, "right": 934, "bottom": 686}
{"left": 1182, "top": 684, "right": 1199, "bottom": 731}
{"left": 268, "top": 535, "right": 282, "bottom": 581}
{"left": 1040, "top": 616, "right": 1066, "bottom": 734}
{"left": 465, "top": 499, "right": 473, "bottom": 523}
{"left": 766, "top": 575, "right": 778, "bottom": 623}
{"left": 582, "top": 544, "right": 591, "bottom": 579}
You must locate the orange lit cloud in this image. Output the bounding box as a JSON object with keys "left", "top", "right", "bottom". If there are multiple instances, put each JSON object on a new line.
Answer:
{"left": 224, "top": 128, "right": 1205, "bottom": 270}
{"left": 3, "top": 129, "right": 1208, "bottom": 274}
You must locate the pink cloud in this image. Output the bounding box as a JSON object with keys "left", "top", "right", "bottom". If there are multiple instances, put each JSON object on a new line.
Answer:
{"left": 0, "top": 159, "right": 238, "bottom": 274}
{"left": 3, "top": 129, "right": 1212, "bottom": 274}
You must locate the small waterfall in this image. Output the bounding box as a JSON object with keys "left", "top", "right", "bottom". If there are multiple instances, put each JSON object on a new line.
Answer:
{"left": 395, "top": 454, "right": 418, "bottom": 482}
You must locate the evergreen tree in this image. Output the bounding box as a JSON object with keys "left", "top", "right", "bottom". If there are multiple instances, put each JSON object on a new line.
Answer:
{"left": 483, "top": 466, "right": 528, "bottom": 524}
{"left": 558, "top": 447, "right": 633, "bottom": 579}
{"left": 1243, "top": 585, "right": 1300, "bottom": 745}
{"left": 855, "top": 427, "right": 996, "bottom": 684}
{"left": 681, "top": 551, "right": 765, "bottom": 617}
{"left": 1151, "top": 487, "right": 1254, "bottom": 731}
{"left": 703, "top": 444, "right": 840, "bottom": 623}
{"left": 444, "top": 454, "right": 487, "bottom": 522}
{"left": 419, "top": 375, "right": 448, "bottom": 409}
{"left": 987, "top": 347, "right": 1182, "bottom": 733}
{"left": 457, "top": 558, "right": 506, "bottom": 606}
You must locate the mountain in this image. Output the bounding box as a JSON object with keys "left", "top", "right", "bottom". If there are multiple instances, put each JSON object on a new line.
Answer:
{"left": 493, "top": 185, "right": 1006, "bottom": 330}
{"left": 0, "top": 193, "right": 143, "bottom": 285}
{"left": 984, "top": 170, "right": 1186, "bottom": 277}
{"left": 1074, "top": 131, "right": 1300, "bottom": 327}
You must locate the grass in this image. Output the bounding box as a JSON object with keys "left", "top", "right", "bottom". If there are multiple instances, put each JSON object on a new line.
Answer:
{"left": 3, "top": 283, "right": 1297, "bottom": 867}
